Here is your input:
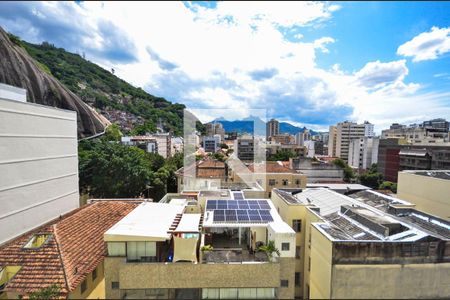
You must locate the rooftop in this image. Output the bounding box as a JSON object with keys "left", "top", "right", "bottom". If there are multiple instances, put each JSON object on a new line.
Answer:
{"left": 247, "top": 161, "right": 295, "bottom": 173}
{"left": 0, "top": 200, "right": 140, "bottom": 295}
{"left": 402, "top": 170, "right": 450, "bottom": 180}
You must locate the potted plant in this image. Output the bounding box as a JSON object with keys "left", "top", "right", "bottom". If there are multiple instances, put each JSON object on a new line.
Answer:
{"left": 258, "top": 240, "right": 280, "bottom": 262}
{"left": 201, "top": 244, "right": 214, "bottom": 252}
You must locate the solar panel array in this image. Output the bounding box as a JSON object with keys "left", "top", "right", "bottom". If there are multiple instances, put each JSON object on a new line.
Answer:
{"left": 207, "top": 200, "right": 273, "bottom": 223}
{"left": 233, "top": 191, "right": 244, "bottom": 200}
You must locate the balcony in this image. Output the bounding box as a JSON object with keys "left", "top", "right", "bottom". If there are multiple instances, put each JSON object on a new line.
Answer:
{"left": 202, "top": 249, "right": 269, "bottom": 264}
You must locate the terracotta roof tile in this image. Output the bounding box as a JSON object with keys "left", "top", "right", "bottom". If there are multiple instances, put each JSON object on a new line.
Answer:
{"left": 0, "top": 200, "right": 140, "bottom": 296}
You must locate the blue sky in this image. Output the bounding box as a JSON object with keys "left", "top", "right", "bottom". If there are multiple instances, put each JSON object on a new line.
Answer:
{"left": 1, "top": 1, "right": 449, "bottom": 132}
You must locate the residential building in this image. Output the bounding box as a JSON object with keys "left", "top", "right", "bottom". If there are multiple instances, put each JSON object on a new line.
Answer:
{"left": 381, "top": 119, "right": 450, "bottom": 144}
{"left": 303, "top": 141, "right": 315, "bottom": 158}
{"left": 327, "top": 126, "right": 337, "bottom": 157}
{"left": 236, "top": 136, "right": 254, "bottom": 162}
{"left": 334, "top": 121, "right": 374, "bottom": 162}
{"left": 295, "top": 130, "right": 311, "bottom": 147}
{"left": 203, "top": 135, "right": 221, "bottom": 153}
{"left": 270, "top": 133, "right": 295, "bottom": 145}
{"left": 266, "top": 119, "right": 280, "bottom": 138}
{"left": 175, "top": 158, "right": 228, "bottom": 192}
{"left": 288, "top": 158, "right": 344, "bottom": 183}
{"left": 154, "top": 133, "right": 172, "bottom": 158}
{"left": 0, "top": 85, "right": 79, "bottom": 245}
{"left": 104, "top": 194, "right": 297, "bottom": 299}
{"left": 271, "top": 188, "right": 450, "bottom": 299}
{"left": 122, "top": 136, "right": 158, "bottom": 154}
{"left": 313, "top": 141, "right": 324, "bottom": 156}
{"left": 348, "top": 137, "right": 379, "bottom": 170}
{"left": 378, "top": 138, "right": 450, "bottom": 182}
{"left": 0, "top": 200, "right": 141, "bottom": 299}
{"left": 171, "top": 137, "right": 184, "bottom": 155}
{"left": 230, "top": 161, "right": 307, "bottom": 197}
{"left": 265, "top": 142, "right": 306, "bottom": 158}
{"left": 397, "top": 170, "right": 450, "bottom": 221}
{"left": 206, "top": 122, "right": 225, "bottom": 140}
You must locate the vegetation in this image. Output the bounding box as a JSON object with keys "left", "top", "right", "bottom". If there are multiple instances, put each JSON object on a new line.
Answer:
{"left": 379, "top": 181, "right": 397, "bottom": 193}
{"left": 103, "top": 123, "right": 122, "bottom": 142}
{"left": 201, "top": 245, "right": 214, "bottom": 252}
{"left": 358, "top": 164, "right": 384, "bottom": 189}
{"left": 258, "top": 240, "right": 280, "bottom": 261}
{"left": 219, "top": 143, "right": 229, "bottom": 149}
{"left": 267, "top": 149, "right": 296, "bottom": 161}
{"left": 209, "top": 152, "right": 227, "bottom": 162}
{"left": 9, "top": 34, "right": 187, "bottom": 135}
{"left": 28, "top": 284, "right": 60, "bottom": 299}
{"left": 331, "top": 158, "right": 355, "bottom": 182}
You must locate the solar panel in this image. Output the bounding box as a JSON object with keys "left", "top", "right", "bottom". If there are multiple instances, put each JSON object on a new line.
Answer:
{"left": 249, "top": 203, "right": 260, "bottom": 209}
{"left": 213, "top": 209, "right": 225, "bottom": 222}
{"left": 206, "top": 200, "right": 217, "bottom": 210}
{"left": 260, "top": 214, "right": 273, "bottom": 222}
{"left": 233, "top": 192, "right": 244, "bottom": 200}
{"left": 227, "top": 202, "right": 238, "bottom": 209}
{"left": 237, "top": 214, "right": 250, "bottom": 221}
{"left": 249, "top": 214, "right": 262, "bottom": 222}
{"left": 207, "top": 200, "right": 274, "bottom": 223}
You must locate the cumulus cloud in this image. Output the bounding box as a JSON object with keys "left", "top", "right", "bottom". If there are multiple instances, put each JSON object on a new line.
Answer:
{"left": 354, "top": 60, "right": 409, "bottom": 88}
{"left": 397, "top": 26, "right": 450, "bottom": 62}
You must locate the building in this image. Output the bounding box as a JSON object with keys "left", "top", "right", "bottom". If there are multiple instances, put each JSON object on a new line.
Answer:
{"left": 230, "top": 161, "right": 307, "bottom": 197}
{"left": 206, "top": 122, "right": 225, "bottom": 140}
{"left": 154, "top": 133, "right": 172, "bottom": 158}
{"left": 175, "top": 158, "right": 228, "bottom": 192}
{"left": 334, "top": 121, "right": 374, "bottom": 162}
{"left": 266, "top": 119, "right": 280, "bottom": 138}
{"left": 122, "top": 136, "right": 158, "bottom": 153}
{"left": 265, "top": 142, "right": 306, "bottom": 158}
{"left": 236, "top": 136, "right": 254, "bottom": 162}
{"left": 0, "top": 85, "right": 79, "bottom": 245}
{"left": 295, "top": 130, "right": 311, "bottom": 147}
{"left": 271, "top": 188, "right": 450, "bottom": 299}
{"left": 171, "top": 137, "right": 184, "bottom": 155}
{"left": 0, "top": 200, "right": 141, "bottom": 299}
{"left": 288, "top": 158, "right": 344, "bottom": 183}
{"left": 397, "top": 170, "right": 450, "bottom": 221}
{"left": 327, "top": 126, "right": 337, "bottom": 157}
{"left": 104, "top": 193, "right": 297, "bottom": 299}
{"left": 203, "top": 135, "right": 221, "bottom": 153}
{"left": 381, "top": 119, "right": 450, "bottom": 144}
{"left": 313, "top": 141, "right": 324, "bottom": 156}
{"left": 348, "top": 137, "right": 379, "bottom": 170}
{"left": 270, "top": 133, "right": 295, "bottom": 145}
{"left": 378, "top": 138, "right": 450, "bottom": 182}
{"left": 303, "top": 141, "right": 315, "bottom": 158}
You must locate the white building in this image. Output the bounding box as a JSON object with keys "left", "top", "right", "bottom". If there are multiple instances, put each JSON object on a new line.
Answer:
{"left": 334, "top": 121, "right": 374, "bottom": 162}
{"left": 203, "top": 134, "right": 221, "bottom": 153}
{"left": 122, "top": 133, "right": 172, "bottom": 158}
{"left": 348, "top": 137, "right": 379, "bottom": 169}
{"left": 0, "top": 84, "right": 79, "bottom": 245}
{"left": 171, "top": 137, "right": 184, "bottom": 155}
{"left": 304, "top": 140, "right": 315, "bottom": 158}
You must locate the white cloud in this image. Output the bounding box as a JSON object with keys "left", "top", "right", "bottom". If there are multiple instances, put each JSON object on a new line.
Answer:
{"left": 354, "top": 60, "right": 408, "bottom": 88}
{"left": 397, "top": 26, "right": 450, "bottom": 62}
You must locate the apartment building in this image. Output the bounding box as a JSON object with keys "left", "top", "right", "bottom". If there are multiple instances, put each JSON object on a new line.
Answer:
{"left": 202, "top": 135, "right": 221, "bottom": 153}
{"left": 236, "top": 136, "right": 254, "bottom": 162}
{"left": 271, "top": 188, "right": 450, "bottom": 299}
{"left": 104, "top": 193, "right": 297, "bottom": 299}
{"left": 122, "top": 133, "right": 172, "bottom": 158}
{"left": 175, "top": 158, "right": 228, "bottom": 192}
{"left": 348, "top": 137, "right": 379, "bottom": 170}
{"left": 266, "top": 119, "right": 280, "bottom": 138}
{"left": 0, "top": 85, "right": 79, "bottom": 245}
{"left": 288, "top": 158, "right": 344, "bottom": 183}
{"left": 397, "top": 170, "right": 450, "bottom": 221}
{"left": 327, "top": 126, "right": 337, "bottom": 157}
{"left": 333, "top": 121, "right": 374, "bottom": 162}
{"left": 382, "top": 119, "right": 450, "bottom": 144}
{"left": 0, "top": 200, "right": 141, "bottom": 299}
{"left": 206, "top": 122, "right": 225, "bottom": 140}
{"left": 265, "top": 142, "right": 306, "bottom": 158}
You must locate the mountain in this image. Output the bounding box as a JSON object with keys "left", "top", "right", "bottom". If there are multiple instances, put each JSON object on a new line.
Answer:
{"left": 0, "top": 27, "right": 107, "bottom": 138}
{"left": 1, "top": 28, "right": 186, "bottom": 137}
{"left": 213, "top": 116, "right": 318, "bottom": 135}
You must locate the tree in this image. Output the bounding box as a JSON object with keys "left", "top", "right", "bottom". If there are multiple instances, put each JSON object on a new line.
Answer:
{"left": 332, "top": 158, "right": 355, "bottom": 182}
{"left": 102, "top": 123, "right": 122, "bottom": 141}
{"left": 258, "top": 240, "right": 280, "bottom": 261}
{"left": 359, "top": 163, "right": 383, "bottom": 189}
{"left": 267, "top": 149, "right": 296, "bottom": 161}
{"left": 219, "top": 143, "right": 229, "bottom": 149}
{"left": 28, "top": 284, "right": 60, "bottom": 299}
{"left": 379, "top": 181, "right": 397, "bottom": 193}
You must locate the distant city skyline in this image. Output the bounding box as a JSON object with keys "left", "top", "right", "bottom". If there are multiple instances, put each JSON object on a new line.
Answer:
{"left": 1, "top": 1, "right": 450, "bottom": 132}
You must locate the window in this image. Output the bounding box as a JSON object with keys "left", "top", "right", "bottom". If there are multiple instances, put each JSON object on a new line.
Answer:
{"left": 308, "top": 257, "right": 311, "bottom": 271}
{"left": 295, "top": 246, "right": 301, "bottom": 259}
{"left": 292, "top": 220, "right": 302, "bottom": 232}
{"left": 80, "top": 279, "right": 87, "bottom": 294}
{"left": 282, "top": 179, "right": 288, "bottom": 186}
{"left": 111, "top": 282, "right": 120, "bottom": 290}
{"left": 23, "top": 234, "right": 51, "bottom": 249}
{"left": 295, "top": 272, "right": 301, "bottom": 287}
{"left": 281, "top": 243, "right": 290, "bottom": 251}
{"left": 92, "top": 267, "right": 97, "bottom": 281}
{"left": 295, "top": 179, "right": 300, "bottom": 185}
{"left": 126, "top": 241, "right": 156, "bottom": 262}
{"left": 269, "top": 179, "right": 276, "bottom": 186}
{"left": 107, "top": 242, "right": 126, "bottom": 256}
{"left": 280, "top": 280, "right": 289, "bottom": 287}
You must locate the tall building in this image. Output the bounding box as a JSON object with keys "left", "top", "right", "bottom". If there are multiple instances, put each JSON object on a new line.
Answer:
{"left": 334, "top": 121, "right": 374, "bottom": 162}
{"left": 206, "top": 122, "right": 225, "bottom": 140}
{"left": 236, "top": 136, "right": 254, "bottom": 161}
{"left": 203, "top": 135, "right": 221, "bottom": 153}
{"left": 266, "top": 119, "right": 280, "bottom": 138}
{"left": 381, "top": 119, "right": 450, "bottom": 144}
{"left": 295, "top": 130, "right": 311, "bottom": 146}
{"left": 0, "top": 84, "right": 79, "bottom": 245}
{"left": 348, "top": 137, "right": 379, "bottom": 169}
{"left": 327, "top": 126, "right": 337, "bottom": 157}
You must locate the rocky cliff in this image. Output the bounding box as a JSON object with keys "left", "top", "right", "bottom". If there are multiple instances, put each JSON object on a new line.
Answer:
{"left": 0, "top": 27, "right": 107, "bottom": 138}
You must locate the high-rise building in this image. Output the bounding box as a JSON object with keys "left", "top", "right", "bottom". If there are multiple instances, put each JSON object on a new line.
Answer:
{"left": 236, "top": 136, "right": 255, "bottom": 161}
{"left": 348, "top": 137, "right": 379, "bottom": 169}
{"left": 0, "top": 84, "right": 79, "bottom": 245}
{"left": 327, "top": 126, "right": 337, "bottom": 157}
{"left": 382, "top": 119, "right": 450, "bottom": 144}
{"left": 334, "top": 121, "right": 374, "bottom": 162}
{"left": 203, "top": 135, "right": 221, "bottom": 153}
{"left": 266, "top": 118, "right": 280, "bottom": 138}
{"left": 206, "top": 122, "right": 225, "bottom": 140}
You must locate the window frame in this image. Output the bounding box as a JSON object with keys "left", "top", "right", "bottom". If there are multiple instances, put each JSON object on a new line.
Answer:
{"left": 281, "top": 242, "right": 290, "bottom": 251}
{"left": 80, "top": 279, "right": 87, "bottom": 294}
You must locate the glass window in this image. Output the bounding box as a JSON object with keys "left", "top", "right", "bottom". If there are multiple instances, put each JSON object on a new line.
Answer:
{"left": 280, "top": 280, "right": 289, "bottom": 287}
{"left": 292, "top": 220, "right": 301, "bottom": 232}
{"left": 238, "top": 288, "right": 257, "bottom": 299}
{"left": 81, "top": 279, "right": 87, "bottom": 294}
{"left": 256, "top": 288, "right": 276, "bottom": 299}
{"left": 295, "top": 272, "right": 301, "bottom": 286}
{"left": 281, "top": 243, "right": 290, "bottom": 251}
{"left": 126, "top": 242, "right": 156, "bottom": 262}
{"left": 112, "top": 282, "right": 119, "bottom": 290}
{"left": 107, "top": 242, "right": 126, "bottom": 256}
{"left": 282, "top": 179, "right": 288, "bottom": 186}
{"left": 220, "top": 288, "right": 238, "bottom": 299}
{"left": 295, "top": 246, "right": 301, "bottom": 259}
{"left": 269, "top": 179, "right": 276, "bottom": 186}
{"left": 202, "top": 288, "right": 220, "bottom": 299}
{"left": 92, "top": 267, "right": 97, "bottom": 281}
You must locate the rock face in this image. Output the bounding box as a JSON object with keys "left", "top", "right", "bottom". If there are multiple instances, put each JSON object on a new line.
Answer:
{"left": 0, "top": 27, "right": 107, "bottom": 138}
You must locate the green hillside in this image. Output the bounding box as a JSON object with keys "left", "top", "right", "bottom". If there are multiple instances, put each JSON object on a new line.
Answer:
{"left": 9, "top": 34, "right": 185, "bottom": 135}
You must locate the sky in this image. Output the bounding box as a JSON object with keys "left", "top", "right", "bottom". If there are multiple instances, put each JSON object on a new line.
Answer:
{"left": 1, "top": 1, "right": 450, "bottom": 132}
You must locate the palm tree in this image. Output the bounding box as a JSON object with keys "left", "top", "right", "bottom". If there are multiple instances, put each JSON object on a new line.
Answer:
{"left": 258, "top": 240, "right": 280, "bottom": 261}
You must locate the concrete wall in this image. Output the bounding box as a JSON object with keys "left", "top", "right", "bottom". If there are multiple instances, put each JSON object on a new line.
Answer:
{"left": 105, "top": 258, "right": 286, "bottom": 299}
{"left": 397, "top": 172, "right": 450, "bottom": 220}
{"left": 331, "top": 263, "right": 450, "bottom": 299}
{"left": 0, "top": 99, "right": 79, "bottom": 245}
{"left": 68, "top": 261, "right": 105, "bottom": 299}
{"left": 309, "top": 225, "right": 332, "bottom": 299}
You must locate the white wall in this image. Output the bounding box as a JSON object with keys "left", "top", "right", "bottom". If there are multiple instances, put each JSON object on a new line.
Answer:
{"left": 0, "top": 98, "right": 79, "bottom": 245}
